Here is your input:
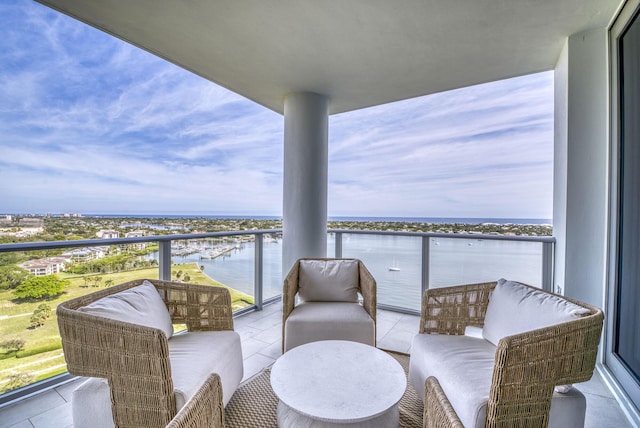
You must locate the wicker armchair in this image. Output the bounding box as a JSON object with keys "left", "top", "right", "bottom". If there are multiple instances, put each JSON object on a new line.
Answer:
{"left": 282, "top": 258, "right": 376, "bottom": 352}
{"left": 58, "top": 278, "right": 240, "bottom": 428}
{"left": 415, "top": 281, "right": 604, "bottom": 428}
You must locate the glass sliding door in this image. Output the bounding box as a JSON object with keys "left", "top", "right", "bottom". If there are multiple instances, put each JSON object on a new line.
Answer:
{"left": 608, "top": 0, "right": 640, "bottom": 414}
{"left": 615, "top": 9, "right": 640, "bottom": 381}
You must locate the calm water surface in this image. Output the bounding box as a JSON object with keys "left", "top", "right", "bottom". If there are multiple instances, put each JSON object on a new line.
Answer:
{"left": 166, "top": 234, "right": 543, "bottom": 312}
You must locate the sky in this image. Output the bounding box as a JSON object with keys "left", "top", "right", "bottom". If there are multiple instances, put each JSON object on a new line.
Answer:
{"left": 0, "top": 1, "right": 554, "bottom": 220}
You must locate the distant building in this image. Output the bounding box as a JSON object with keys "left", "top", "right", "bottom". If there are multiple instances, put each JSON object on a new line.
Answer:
{"left": 124, "top": 230, "right": 147, "bottom": 250}
{"left": 96, "top": 229, "right": 120, "bottom": 239}
{"left": 12, "top": 217, "right": 45, "bottom": 236}
{"left": 19, "top": 257, "right": 67, "bottom": 276}
{"left": 62, "top": 246, "right": 108, "bottom": 263}
{"left": 19, "top": 218, "right": 44, "bottom": 228}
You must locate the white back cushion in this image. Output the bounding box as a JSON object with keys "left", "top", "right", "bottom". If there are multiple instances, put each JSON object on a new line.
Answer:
{"left": 78, "top": 280, "right": 174, "bottom": 338}
{"left": 298, "top": 259, "right": 359, "bottom": 302}
{"left": 482, "top": 279, "right": 590, "bottom": 346}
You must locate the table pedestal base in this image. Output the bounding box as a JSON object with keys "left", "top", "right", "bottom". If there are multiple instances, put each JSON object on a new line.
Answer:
{"left": 277, "top": 401, "right": 399, "bottom": 428}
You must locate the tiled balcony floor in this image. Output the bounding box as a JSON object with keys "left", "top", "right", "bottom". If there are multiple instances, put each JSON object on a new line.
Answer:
{"left": 0, "top": 303, "right": 633, "bottom": 428}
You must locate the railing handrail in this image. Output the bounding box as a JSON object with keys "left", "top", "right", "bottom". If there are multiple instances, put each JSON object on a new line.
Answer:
{"left": 0, "top": 229, "right": 284, "bottom": 253}
{"left": 328, "top": 228, "right": 555, "bottom": 243}
{"left": 0, "top": 228, "right": 553, "bottom": 253}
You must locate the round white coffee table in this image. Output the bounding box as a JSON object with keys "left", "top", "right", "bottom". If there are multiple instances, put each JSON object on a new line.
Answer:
{"left": 270, "top": 340, "right": 406, "bottom": 428}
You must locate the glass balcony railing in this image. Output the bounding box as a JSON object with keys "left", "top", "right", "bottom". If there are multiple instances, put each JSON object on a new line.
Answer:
{"left": 0, "top": 229, "right": 553, "bottom": 402}
{"left": 330, "top": 230, "right": 553, "bottom": 313}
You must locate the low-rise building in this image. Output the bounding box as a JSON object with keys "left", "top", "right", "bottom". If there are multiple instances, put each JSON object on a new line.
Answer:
{"left": 124, "top": 230, "right": 147, "bottom": 250}
{"left": 96, "top": 229, "right": 120, "bottom": 239}
{"left": 62, "top": 246, "right": 108, "bottom": 263}
{"left": 15, "top": 217, "right": 44, "bottom": 235}
{"left": 19, "top": 257, "right": 67, "bottom": 276}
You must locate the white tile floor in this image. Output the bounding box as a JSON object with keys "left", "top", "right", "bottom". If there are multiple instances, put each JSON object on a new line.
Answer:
{"left": 0, "top": 303, "right": 634, "bottom": 428}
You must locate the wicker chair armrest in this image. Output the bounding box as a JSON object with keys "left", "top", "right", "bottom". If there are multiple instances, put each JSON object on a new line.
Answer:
{"left": 57, "top": 304, "right": 176, "bottom": 427}
{"left": 420, "top": 281, "right": 496, "bottom": 334}
{"left": 282, "top": 260, "right": 300, "bottom": 352}
{"left": 487, "top": 307, "right": 604, "bottom": 427}
{"left": 166, "top": 374, "right": 224, "bottom": 428}
{"left": 282, "top": 260, "right": 300, "bottom": 324}
{"left": 424, "top": 377, "right": 464, "bottom": 428}
{"left": 358, "top": 260, "right": 377, "bottom": 322}
{"left": 57, "top": 301, "right": 171, "bottom": 379}
{"left": 150, "top": 279, "right": 234, "bottom": 331}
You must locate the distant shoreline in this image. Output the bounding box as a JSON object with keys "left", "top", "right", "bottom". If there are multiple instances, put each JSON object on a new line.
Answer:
{"left": 7, "top": 213, "right": 552, "bottom": 226}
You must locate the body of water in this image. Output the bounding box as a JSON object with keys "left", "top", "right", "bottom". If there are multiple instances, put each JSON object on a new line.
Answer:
{"left": 162, "top": 233, "right": 544, "bottom": 312}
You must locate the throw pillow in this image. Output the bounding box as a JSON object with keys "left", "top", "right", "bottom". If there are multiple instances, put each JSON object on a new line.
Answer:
{"left": 78, "top": 280, "right": 174, "bottom": 338}
{"left": 298, "top": 259, "right": 359, "bottom": 302}
{"left": 483, "top": 278, "right": 590, "bottom": 346}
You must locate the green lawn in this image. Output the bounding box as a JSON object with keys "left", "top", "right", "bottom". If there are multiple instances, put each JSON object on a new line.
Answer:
{"left": 0, "top": 263, "right": 254, "bottom": 394}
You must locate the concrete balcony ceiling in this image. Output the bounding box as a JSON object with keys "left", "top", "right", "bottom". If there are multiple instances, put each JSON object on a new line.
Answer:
{"left": 37, "top": 0, "right": 620, "bottom": 115}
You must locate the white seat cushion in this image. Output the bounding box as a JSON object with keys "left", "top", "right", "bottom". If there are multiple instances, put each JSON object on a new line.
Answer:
{"left": 284, "top": 302, "right": 374, "bottom": 352}
{"left": 72, "top": 377, "right": 114, "bottom": 428}
{"left": 409, "top": 334, "right": 586, "bottom": 428}
{"left": 72, "top": 330, "right": 243, "bottom": 428}
{"left": 169, "top": 330, "right": 243, "bottom": 408}
{"left": 409, "top": 334, "right": 495, "bottom": 427}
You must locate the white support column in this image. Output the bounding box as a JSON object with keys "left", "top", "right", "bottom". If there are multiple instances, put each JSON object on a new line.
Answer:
{"left": 282, "top": 92, "right": 329, "bottom": 276}
{"left": 553, "top": 29, "right": 608, "bottom": 308}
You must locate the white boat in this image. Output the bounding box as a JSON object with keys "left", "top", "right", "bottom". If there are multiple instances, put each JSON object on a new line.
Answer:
{"left": 389, "top": 258, "right": 400, "bottom": 271}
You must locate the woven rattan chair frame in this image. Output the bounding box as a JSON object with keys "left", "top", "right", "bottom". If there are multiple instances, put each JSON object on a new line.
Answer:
{"left": 282, "top": 258, "right": 377, "bottom": 353}
{"left": 425, "top": 377, "right": 464, "bottom": 428}
{"left": 419, "top": 281, "right": 604, "bottom": 428}
{"left": 166, "top": 373, "right": 224, "bottom": 428}
{"left": 57, "top": 278, "right": 234, "bottom": 428}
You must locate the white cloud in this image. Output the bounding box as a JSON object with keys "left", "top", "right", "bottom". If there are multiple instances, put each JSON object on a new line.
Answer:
{"left": 328, "top": 72, "right": 554, "bottom": 218}
{"left": 0, "top": 1, "right": 553, "bottom": 219}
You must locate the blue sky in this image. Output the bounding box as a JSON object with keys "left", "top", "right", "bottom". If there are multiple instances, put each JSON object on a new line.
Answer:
{"left": 0, "top": 1, "right": 554, "bottom": 219}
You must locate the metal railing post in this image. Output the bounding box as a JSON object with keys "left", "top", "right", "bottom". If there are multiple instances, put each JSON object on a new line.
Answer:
{"left": 541, "top": 241, "right": 554, "bottom": 292}
{"left": 335, "top": 232, "right": 343, "bottom": 258}
{"left": 159, "top": 240, "right": 172, "bottom": 281}
{"left": 254, "top": 233, "right": 264, "bottom": 310}
{"left": 421, "top": 235, "right": 430, "bottom": 296}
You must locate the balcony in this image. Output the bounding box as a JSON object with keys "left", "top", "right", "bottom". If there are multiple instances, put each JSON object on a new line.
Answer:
{"left": 3, "top": 0, "right": 636, "bottom": 424}
{"left": 0, "top": 230, "right": 634, "bottom": 427}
